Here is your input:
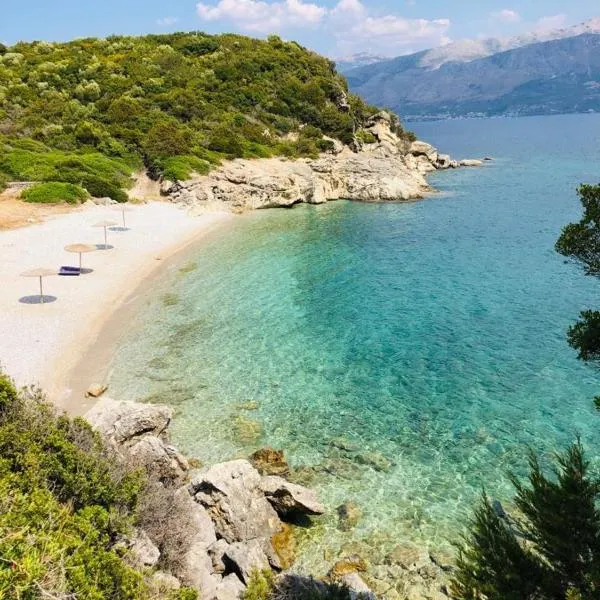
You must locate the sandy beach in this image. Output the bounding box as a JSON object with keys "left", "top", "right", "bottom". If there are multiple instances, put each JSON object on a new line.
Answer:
{"left": 0, "top": 201, "right": 232, "bottom": 408}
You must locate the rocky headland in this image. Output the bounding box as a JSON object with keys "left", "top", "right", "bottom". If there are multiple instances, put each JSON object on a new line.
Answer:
{"left": 163, "top": 112, "right": 483, "bottom": 212}
{"left": 85, "top": 397, "right": 455, "bottom": 600}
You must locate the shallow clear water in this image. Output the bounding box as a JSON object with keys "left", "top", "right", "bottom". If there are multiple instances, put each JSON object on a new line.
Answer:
{"left": 110, "top": 114, "right": 600, "bottom": 572}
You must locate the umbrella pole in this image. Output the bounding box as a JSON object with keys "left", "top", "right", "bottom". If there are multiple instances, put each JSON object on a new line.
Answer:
{"left": 104, "top": 226, "right": 108, "bottom": 249}
{"left": 79, "top": 252, "right": 82, "bottom": 270}
{"left": 122, "top": 210, "right": 126, "bottom": 228}
{"left": 39, "top": 276, "right": 44, "bottom": 304}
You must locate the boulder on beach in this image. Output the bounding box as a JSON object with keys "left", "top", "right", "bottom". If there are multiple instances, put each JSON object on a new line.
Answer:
{"left": 85, "top": 398, "right": 172, "bottom": 445}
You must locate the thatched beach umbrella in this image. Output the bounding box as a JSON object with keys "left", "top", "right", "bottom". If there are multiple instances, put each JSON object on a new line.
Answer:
{"left": 64, "top": 243, "right": 96, "bottom": 270}
{"left": 93, "top": 220, "right": 118, "bottom": 249}
{"left": 20, "top": 268, "right": 56, "bottom": 304}
{"left": 112, "top": 204, "right": 133, "bottom": 228}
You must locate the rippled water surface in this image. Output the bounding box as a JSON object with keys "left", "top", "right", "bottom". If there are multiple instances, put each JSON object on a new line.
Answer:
{"left": 110, "top": 114, "right": 600, "bottom": 572}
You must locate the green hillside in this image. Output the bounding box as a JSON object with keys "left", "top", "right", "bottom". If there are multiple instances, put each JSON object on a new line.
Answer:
{"left": 0, "top": 32, "right": 384, "bottom": 202}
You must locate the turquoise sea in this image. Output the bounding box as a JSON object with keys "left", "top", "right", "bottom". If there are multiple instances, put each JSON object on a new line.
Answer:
{"left": 110, "top": 114, "right": 600, "bottom": 572}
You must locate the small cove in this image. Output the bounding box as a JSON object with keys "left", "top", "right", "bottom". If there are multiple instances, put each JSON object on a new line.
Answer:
{"left": 108, "top": 114, "right": 600, "bottom": 574}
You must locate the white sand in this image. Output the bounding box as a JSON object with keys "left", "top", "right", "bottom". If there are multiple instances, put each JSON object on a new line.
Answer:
{"left": 0, "top": 201, "right": 231, "bottom": 405}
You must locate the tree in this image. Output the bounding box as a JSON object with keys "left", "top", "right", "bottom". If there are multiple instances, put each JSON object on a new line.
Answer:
{"left": 556, "top": 184, "right": 600, "bottom": 362}
{"left": 452, "top": 441, "right": 600, "bottom": 600}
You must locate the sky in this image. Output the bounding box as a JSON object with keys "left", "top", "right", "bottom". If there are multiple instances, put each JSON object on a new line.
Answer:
{"left": 2, "top": 0, "right": 599, "bottom": 58}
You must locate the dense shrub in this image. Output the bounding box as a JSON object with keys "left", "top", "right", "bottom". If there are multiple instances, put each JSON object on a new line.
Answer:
{"left": 0, "top": 375, "right": 143, "bottom": 597}
{"left": 160, "top": 155, "right": 211, "bottom": 181}
{"left": 452, "top": 441, "right": 600, "bottom": 599}
{"left": 21, "top": 181, "right": 89, "bottom": 204}
{"left": 0, "top": 373, "right": 198, "bottom": 599}
{"left": 0, "top": 31, "right": 404, "bottom": 187}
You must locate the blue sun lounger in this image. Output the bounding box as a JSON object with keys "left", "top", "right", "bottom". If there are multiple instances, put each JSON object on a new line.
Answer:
{"left": 59, "top": 266, "right": 81, "bottom": 276}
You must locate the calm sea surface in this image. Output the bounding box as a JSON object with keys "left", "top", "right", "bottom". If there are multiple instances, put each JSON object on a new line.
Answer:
{"left": 110, "top": 114, "right": 600, "bottom": 572}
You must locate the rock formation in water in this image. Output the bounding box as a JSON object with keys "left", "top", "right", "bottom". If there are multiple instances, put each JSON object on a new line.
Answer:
{"left": 85, "top": 397, "right": 455, "bottom": 600}
{"left": 163, "top": 112, "right": 482, "bottom": 212}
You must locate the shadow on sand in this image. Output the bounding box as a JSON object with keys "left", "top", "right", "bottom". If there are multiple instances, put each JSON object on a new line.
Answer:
{"left": 19, "top": 295, "right": 58, "bottom": 305}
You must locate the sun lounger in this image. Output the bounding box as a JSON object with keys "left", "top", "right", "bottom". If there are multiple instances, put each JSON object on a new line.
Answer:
{"left": 59, "top": 266, "right": 81, "bottom": 276}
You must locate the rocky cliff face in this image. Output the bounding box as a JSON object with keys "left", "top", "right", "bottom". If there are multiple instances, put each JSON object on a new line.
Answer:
{"left": 164, "top": 113, "right": 479, "bottom": 212}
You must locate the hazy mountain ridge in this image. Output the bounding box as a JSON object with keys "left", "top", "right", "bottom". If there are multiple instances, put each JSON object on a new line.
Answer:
{"left": 343, "top": 32, "right": 600, "bottom": 120}
{"left": 337, "top": 17, "right": 600, "bottom": 73}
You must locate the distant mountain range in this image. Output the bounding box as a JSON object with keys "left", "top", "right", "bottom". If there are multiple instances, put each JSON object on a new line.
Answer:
{"left": 339, "top": 18, "right": 600, "bottom": 120}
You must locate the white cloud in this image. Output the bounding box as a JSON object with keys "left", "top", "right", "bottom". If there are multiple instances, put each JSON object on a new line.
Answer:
{"left": 196, "top": 0, "right": 452, "bottom": 55}
{"left": 196, "top": 0, "right": 326, "bottom": 32}
{"left": 157, "top": 16, "right": 179, "bottom": 26}
{"left": 491, "top": 9, "right": 520, "bottom": 23}
{"left": 533, "top": 14, "right": 567, "bottom": 33}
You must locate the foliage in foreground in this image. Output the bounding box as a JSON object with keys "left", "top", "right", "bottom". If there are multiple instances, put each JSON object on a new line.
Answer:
{"left": 0, "top": 374, "right": 193, "bottom": 599}
{"left": 244, "top": 570, "right": 353, "bottom": 600}
{"left": 452, "top": 441, "right": 600, "bottom": 599}
{"left": 0, "top": 32, "right": 402, "bottom": 198}
{"left": 556, "top": 184, "right": 600, "bottom": 362}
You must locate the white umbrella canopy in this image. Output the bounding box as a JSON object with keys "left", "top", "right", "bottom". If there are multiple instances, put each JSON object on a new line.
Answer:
{"left": 20, "top": 268, "right": 57, "bottom": 303}
{"left": 93, "top": 221, "right": 118, "bottom": 249}
{"left": 64, "top": 243, "right": 96, "bottom": 270}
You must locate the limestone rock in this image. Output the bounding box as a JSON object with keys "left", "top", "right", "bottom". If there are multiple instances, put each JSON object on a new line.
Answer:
{"left": 128, "top": 529, "right": 160, "bottom": 567}
{"left": 150, "top": 571, "right": 182, "bottom": 593}
{"left": 189, "top": 460, "right": 281, "bottom": 543}
{"left": 337, "top": 501, "right": 361, "bottom": 531}
{"left": 216, "top": 573, "right": 246, "bottom": 600}
{"left": 224, "top": 540, "right": 271, "bottom": 584}
{"left": 85, "top": 398, "right": 172, "bottom": 445}
{"left": 168, "top": 117, "right": 450, "bottom": 211}
{"left": 459, "top": 159, "right": 484, "bottom": 167}
{"left": 86, "top": 383, "right": 108, "bottom": 398}
{"left": 208, "top": 539, "right": 230, "bottom": 575}
{"left": 340, "top": 573, "right": 376, "bottom": 600}
{"left": 260, "top": 476, "right": 325, "bottom": 517}
{"left": 129, "top": 435, "right": 186, "bottom": 481}
{"left": 250, "top": 447, "right": 290, "bottom": 477}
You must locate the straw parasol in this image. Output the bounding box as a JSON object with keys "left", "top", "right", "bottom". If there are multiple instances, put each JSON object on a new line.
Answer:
{"left": 112, "top": 204, "right": 133, "bottom": 228}
{"left": 64, "top": 243, "right": 96, "bottom": 270}
{"left": 93, "top": 220, "right": 118, "bottom": 249}
{"left": 21, "top": 268, "right": 56, "bottom": 304}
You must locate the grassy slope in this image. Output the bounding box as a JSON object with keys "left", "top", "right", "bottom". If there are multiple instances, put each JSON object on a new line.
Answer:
{"left": 0, "top": 33, "right": 392, "bottom": 202}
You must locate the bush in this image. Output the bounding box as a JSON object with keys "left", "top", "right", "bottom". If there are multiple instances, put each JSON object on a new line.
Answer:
{"left": 160, "top": 155, "right": 211, "bottom": 181}
{"left": 80, "top": 175, "right": 129, "bottom": 202}
{"left": 0, "top": 374, "right": 145, "bottom": 598}
{"left": 452, "top": 441, "right": 600, "bottom": 599}
{"left": 21, "top": 181, "right": 89, "bottom": 204}
{"left": 355, "top": 129, "right": 376, "bottom": 145}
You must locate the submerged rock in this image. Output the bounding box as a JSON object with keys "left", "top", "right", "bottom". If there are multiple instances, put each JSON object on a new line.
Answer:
{"left": 337, "top": 501, "right": 362, "bottom": 531}
{"left": 271, "top": 523, "right": 297, "bottom": 569}
{"left": 250, "top": 447, "right": 290, "bottom": 477}
{"left": 328, "top": 554, "right": 368, "bottom": 579}
{"left": 355, "top": 451, "right": 392, "bottom": 472}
